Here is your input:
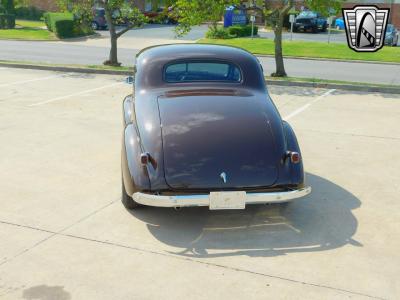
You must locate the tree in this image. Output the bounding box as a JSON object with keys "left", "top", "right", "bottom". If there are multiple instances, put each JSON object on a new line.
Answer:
{"left": 174, "top": 0, "right": 239, "bottom": 37}
{"left": 263, "top": 0, "right": 294, "bottom": 77}
{"left": 99, "top": 0, "right": 146, "bottom": 66}
{"left": 1, "top": 0, "right": 15, "bottom": 14}
{"left": 265, "top": 0, "right": 343, "bottom": 77}
{"left": 175, "top": 0, "right": 343, "bottom": 77}
{"left": 58, "top": 0, "right": 146, "bottom": 66}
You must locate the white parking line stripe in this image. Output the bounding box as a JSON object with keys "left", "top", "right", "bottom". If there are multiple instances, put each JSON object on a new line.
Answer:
{"left": 29, "top": 82, "right": 124, "bottom": 107}
{"left": 0, "top": 73, "right": 68, "bottom": 88}
{"left": 284, "top": 89, "right": 336, "bottom": 121}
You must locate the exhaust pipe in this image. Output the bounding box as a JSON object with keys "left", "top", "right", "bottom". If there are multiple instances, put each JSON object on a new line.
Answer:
{"left": 174, "top": 206, "right": 181, "bottom": 211}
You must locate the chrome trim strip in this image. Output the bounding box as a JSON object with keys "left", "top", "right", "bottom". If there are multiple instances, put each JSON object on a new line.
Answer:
{"left": 132, "top": 187, "right": 311, "bottom": 208}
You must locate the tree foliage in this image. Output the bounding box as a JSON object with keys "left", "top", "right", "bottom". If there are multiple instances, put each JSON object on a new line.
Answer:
{"left": 175, "top": 0, "right": 239, "bottom": 36}
{"left": 174, "top": 0, "right": 343, "bottom": 77}
{"left": 0, "top": 0, "right": 14, "bottom": 14}
{"left": 58, "top": 0, "right": 146, "bottom": 66}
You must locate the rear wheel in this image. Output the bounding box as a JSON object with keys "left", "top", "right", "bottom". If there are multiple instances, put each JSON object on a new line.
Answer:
{"left": 122, "top": 179, "right": 140, "bottom": 210}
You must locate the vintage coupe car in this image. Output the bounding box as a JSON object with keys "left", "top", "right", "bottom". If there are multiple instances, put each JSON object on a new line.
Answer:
{"left": 121, "top": 44, "right": 311, "bottom": 210}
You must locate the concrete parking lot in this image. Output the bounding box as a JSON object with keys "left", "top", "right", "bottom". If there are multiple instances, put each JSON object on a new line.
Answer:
{"left": 0, "top": 67, "right": 399, "bottom": 299}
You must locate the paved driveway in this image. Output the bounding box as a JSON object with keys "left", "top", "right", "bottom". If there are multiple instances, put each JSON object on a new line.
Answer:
{"left": 0, "top": 67, "right": 399, "bottom": 299}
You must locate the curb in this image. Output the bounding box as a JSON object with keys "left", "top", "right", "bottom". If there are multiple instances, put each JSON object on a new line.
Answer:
{"left": 265, "top": 79, "right": 400, "bottom": 94}
{"left": 256, "top": 54, "right": 400, "bottom": 66}
{"left": 1, "top": 62, "right": 399, "bottom": 94}
{"left": 0, "top": 62, "right": 132, "bottom": 76}
{"left": 0, "top": 33, "right": 102, "bottom": 43}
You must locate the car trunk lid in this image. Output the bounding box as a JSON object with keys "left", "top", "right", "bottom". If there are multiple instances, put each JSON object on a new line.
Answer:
{"left": 158, "top": 89, "right": 279, "bottom": 190}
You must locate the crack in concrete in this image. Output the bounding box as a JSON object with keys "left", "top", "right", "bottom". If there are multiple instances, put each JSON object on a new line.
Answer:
{"left": 0, "top": 198, "right": 119, "bottom": 268}
{"left": 0, "top": 218, "right": 386, "bottom": 300}
{"left": 300, "top": 129, "right": 400, "bottom": 141}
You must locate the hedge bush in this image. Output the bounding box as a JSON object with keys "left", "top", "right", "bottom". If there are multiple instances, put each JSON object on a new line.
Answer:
{"left": 206, "top": 27, "right": 233, "bottom": 39}
{"left": 54, "top": 19, "right": 75, "bottom": 38}
{"left": 44, "top": 12, "right": 74, "bottom": 32}
{"left": 15, "top": 6, "right": 44, "bottom": 21}
{"left": 44, "top": 12, "right": 93, "bottom": 39}
{"left": 228, "top": 25, "right": 258, "bottom": 37}
{"left": 0, "top": 13, "right": 15, "bottom": 29}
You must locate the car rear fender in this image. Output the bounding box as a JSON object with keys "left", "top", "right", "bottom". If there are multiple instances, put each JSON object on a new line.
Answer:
{"left": 123, "top": 95, "right": 134, "bottom": 127}
{"left": 122, "top": 124, "right": 151, "bottom": 195}
{"left": 281, "top": 121, "right": 305, "bottom": 186}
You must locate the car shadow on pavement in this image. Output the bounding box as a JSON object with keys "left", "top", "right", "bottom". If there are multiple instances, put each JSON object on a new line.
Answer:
{"left": 129, "top": 173, "right": 362, "bottom": 258}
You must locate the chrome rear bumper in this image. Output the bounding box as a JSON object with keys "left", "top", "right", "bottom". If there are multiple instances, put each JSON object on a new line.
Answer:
{"left": 132, "top": 186, "right": 311, "bottom": 208}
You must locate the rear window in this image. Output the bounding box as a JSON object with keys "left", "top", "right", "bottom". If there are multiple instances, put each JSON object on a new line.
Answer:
{"left": 164, "top": 61, "right": 242, "bottom": 83}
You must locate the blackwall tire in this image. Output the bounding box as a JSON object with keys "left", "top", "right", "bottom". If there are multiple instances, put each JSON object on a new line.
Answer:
{"left": 122, "top": 179, "right": 140, "bottom": 210}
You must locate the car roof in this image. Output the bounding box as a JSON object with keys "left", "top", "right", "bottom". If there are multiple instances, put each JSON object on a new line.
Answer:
{"left": 134, "top": 44, "right": 265, "bottom": 90}
{"left": 136, "top": 43, "right": 255, "bottom": 62}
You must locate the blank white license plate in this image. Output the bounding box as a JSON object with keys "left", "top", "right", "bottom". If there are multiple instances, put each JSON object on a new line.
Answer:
{"left": 209, "top": 191, "right": 246, "bottom": 210}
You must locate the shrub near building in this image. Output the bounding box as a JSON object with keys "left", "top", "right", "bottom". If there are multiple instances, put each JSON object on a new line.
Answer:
{"left": 0, "top": 0, "right": 16, "bottom": 29}
{"left": 15, "top": 6, "right": 44, "bottom": 21}
{"left": 206, "top": 24, "right": 259, "bottom": 39}
{"left": 228, "top": 25, "right": 258, "bottom": 37}
{"left": 0, "top": 13, "right": 15, "bottom": 28}
{"left": 44, "top": 12, "right": 93, "bottom": 38}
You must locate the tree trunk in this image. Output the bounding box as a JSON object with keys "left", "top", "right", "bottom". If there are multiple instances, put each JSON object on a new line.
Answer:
{"left": 104, "top": 6, "right": 121, "bottom": 66}
{"left": 272, "top": 16, "right": 287, "bottom": 77}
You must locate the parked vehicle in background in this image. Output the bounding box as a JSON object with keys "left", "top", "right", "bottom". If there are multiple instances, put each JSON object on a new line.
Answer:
{"left": 143, "top": 8, "right": 161, "bottom": 22}
{"left": 293, "top": 11, "right": 328, "bottom": 33}
{"left": 144, "top": 6, "right": 177, "bottom": 24}
{"left": 91, "top": 8, "right": 107, "bottom": 30}
{"left": 91, "top": 7, "right": 134, "bottom": 30}
{"left": 384, "top": 24, "right": 398, "bottom": 46}
{"left": 335, "top": 17, "right": 345, "bottom": 30}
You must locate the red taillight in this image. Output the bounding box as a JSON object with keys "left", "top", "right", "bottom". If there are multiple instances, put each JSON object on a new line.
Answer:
{"left": 290, "top": 152, "right": 301, "bottom": 164}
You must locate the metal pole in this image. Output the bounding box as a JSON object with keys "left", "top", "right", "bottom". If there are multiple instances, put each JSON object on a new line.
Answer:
{"left": 290, "top": 19, "right": 294, "bottom": 41}
{"left": 328, "top": 16, "right": 331, "bottom": 44}
{"left": 251, "top": 19, "right": 254, "bottom": 39}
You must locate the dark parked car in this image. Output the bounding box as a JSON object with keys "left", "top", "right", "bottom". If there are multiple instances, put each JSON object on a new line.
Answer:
{"left": 121, "top": 44, "right": 311, "bottom": 210}
{"left": 91, "top": 8, "right": 129, "bottom": 30}
{"left": 384, "top": 24, "right": 398, "bottom": 46}
{"left": 91, "top": 8, "right": 107, "bottom": 30}
{"left": 294, "top": 11, "right": 328, "bottom": 33}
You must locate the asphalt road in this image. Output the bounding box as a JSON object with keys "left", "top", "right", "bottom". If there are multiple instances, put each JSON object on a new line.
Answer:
{"left": 1, "top": 68, "right": 399, "bottom": 299}
{"left": 0, "top": 24, "right": 399, "bottom": 84}
{"left": 1, "top": 38, "right": 399, "bottom": 85}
